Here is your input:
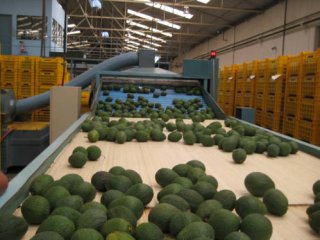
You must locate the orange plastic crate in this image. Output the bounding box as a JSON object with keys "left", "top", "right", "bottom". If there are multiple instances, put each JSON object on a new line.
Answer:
{"left": 234, "top": 91, "right": 243, "bottom": 108}
{"left": 283, "top": 96, "right": 300, "bottom": 117}
{"left": 1, "top": 68, "right": 18, "bottom": 83}
{"left": 0, "top": 55, "right": 18, "bottom": 69}
{"left": 254, "top": 93, "right": 265, "bottom": 110}
{"left": 265, "top": 94, "right": 283, "bottom": 113}
{"left": 269, "top": 56, "right": 287, "bottom": 75}
{"left": 299, "top": 98, "right": 320, "bottom": 122}
{"left": 267, "top": 74, "right": 285, "bottom": 95}
{"left": 33, "top": 107, "right": 50, "bottom": 122}
{"left": 217, "top": 91, "right": 224, "bottom": 104}
{"left": 285, "top": 75, "right": 300, "bottom": 96}
{"left": 298, "top": 119, "right": 320, "bottom": 145}
{"left": 36, "top": 57, "right": 64, "bottom": 72}
{"left": 287, "top": 55, "right": 302, "bottom": 76}
{"left": 223, "top": 102, "right": 234, "bottom": 116}
{"left": 255, "top": 76, "right": 266, "bottom": 94}
{"left": 301, "top": 52, "right": 320, "bottom": 75}
{"left": 18, "top": 56, "right": 36, "bottom": 71}
{"left": 257, "top": 59, "right": 270, "bottom": 77}
{"left": 237, "top": 64, "right": 245, "bottom": 79}
{"left": 282, "top": 115, "right": 298, "bottom": 137}
{"left": 243, "top": 92, "right": 254, "bottom": 107}
{"left": 36, "top": 71, "right": 63, "bottom": 86}
{"left": 255, "top": 109, "right": 264, "bottom": 126}
{"left": 35, "top": 85, "right": 52, "bottom": 95}
{"left": 18, "top": 69, "right": 35, "bottom": 84}
{"left": 224, "top": 91, "right": 234, "bottom": 104}
{"left": 1, "top": 81, "right": 17, "bottom": 93}
{"left": 301, "top": 74, "right": 320, "bottom": 98}
{"left": 18, "top": 83, "right": 35, "bottom": 98}
{"left": 264, "top": 111, "right": 282, "bottom": 132}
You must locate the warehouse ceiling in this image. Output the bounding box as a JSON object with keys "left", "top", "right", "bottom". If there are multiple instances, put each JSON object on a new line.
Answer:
{"left": 58, "top": 0, "right": 280, "bottom": 61}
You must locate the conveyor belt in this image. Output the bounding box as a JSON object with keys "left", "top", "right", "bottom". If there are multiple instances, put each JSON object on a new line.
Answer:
{"left": 99, "top": 88, "right": 208, "bottom": 110}
{"left": 12, "top": 119, "right": 320, "bottom": 240}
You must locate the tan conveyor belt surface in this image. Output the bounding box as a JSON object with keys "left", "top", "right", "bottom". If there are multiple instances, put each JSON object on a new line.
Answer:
{"left": 16, "top": 120, "right": 320, "bottom": 239}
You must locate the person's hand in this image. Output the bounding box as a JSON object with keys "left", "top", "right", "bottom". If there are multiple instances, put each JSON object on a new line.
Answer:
{"left": 0, "top": 171, "right": 8, "bottom": 196}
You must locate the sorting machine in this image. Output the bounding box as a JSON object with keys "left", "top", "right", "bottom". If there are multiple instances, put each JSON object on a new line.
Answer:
{"left": 0, "top": 50, "right": 320, "bottom": 239}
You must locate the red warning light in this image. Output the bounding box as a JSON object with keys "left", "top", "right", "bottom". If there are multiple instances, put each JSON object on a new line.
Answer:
{"left": 210, "top": 50, "right": 217, "bottom": 59}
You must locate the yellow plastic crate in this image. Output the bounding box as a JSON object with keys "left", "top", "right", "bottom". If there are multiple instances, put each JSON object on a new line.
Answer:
{"left": 18, "top": 56, "right": 36, "bottom": 71}
{"left": 264, "top": 111, "right": 282, "bottom": 132}
{"left": 301, "top": 74, "right": 320, "bottom": 98}
{"left": 0, "top": 55, "right": 18, "bottom": 69}
{"left": 283, "top": 95, "right": 300, "bottom": 117}
{"left": 282, "top": 115, "right": 298, "bottom": 138}
{"left": 298, "top": 119, "right": 320, "bottom": 145}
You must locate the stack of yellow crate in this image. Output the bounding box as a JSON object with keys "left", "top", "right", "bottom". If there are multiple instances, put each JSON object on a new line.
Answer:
{"left": 0, "top": 55, "right": 18, "bottom": 94}
{"left": 33, "top": 57, "right": 65, "bottom": 121}
{"left": 283, "top": 55, "right": 302, "bottom": 137}
{"left": 254, "top": 59, "right": 270, "bottom": 126}
{"left": 17, "top": 56, "right": 36, "bottom": 99}
{"left": 234, "top": 63, "right": 245, "bottom": 110}
{"left": 217, "top": 69, "right": 225, "bottom": 110}
{"left": 242, "top": 61, "right": 257, "bottom": 108}
{"left": 223, "top": 65, "right": 237, "bottom": 115}
{"left": 263, "top": 56, "right": 287, "bottom": 132}
{"left": 297, "top": 52, "right": 320, "bottom": 145}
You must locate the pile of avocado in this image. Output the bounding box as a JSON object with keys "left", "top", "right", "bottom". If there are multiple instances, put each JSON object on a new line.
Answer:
{"left": 9, "top": 166, "right": 156, "bottom": 240}
{"left": 98, "top": 84, "right": 215, "bottom": 120}
{"left": 68, "top": 145, "right": 102, "bottom": 168}
{"left": 1, "top": 159, "right": 291, "bottom": 240}
{"left": 149, "top": 160, "right": 289, "bottom": 240}
{"left": 81, "top": 116, "right": 299, "bottom": 164}
{"left": 307, "top": 180, "right": 320, "bottom": 234}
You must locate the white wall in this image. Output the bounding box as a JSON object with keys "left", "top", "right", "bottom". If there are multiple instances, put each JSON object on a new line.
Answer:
{"left": 172, "top": 0, "right": 320, "bottom": 72}
{"left": 0, "top": 0, "right": 65, "bottom": 56}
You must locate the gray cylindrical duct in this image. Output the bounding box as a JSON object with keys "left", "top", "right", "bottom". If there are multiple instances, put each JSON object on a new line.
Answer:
{"left": 15, "top": 52, "right": 138, "bottom": 115}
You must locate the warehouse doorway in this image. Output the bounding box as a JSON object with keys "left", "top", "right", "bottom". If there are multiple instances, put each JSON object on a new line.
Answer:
{"left": 0, "top": 15, "right": 12, "bottom": 54}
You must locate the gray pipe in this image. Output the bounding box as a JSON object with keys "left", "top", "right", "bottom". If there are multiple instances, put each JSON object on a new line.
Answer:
{"left": 15, "top": 52, "right": 138, "bottom": 115}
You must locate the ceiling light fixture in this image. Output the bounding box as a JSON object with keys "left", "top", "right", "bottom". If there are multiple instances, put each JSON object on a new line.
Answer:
{"left": 88, "top": 0, "right": 102, "bottom": 9}
{"left": 68, "top": 43, "right": 91, "bottom": 48}
{"left": 196, "top": 0, "right": 210, "bottom": 3}
{"left": 145, "top": 2, "right": 193, "bottom": 19}
{"left": 68, "top": 24, "right": 76, "bottom": 28}
{"left": 67, "top": 30, "right": 81, "bottom": 35}
{"left": 124, "top": 39, "right": 140, "bottom": 46}
{"left": 127, "top": 9, "right": 181, "bottom": 30}
{"left": 126, "top": 20, "right": 172, "bottom": 37}
{"left": 67, "top": 40, "right": 88, "bottom": 45}
{"left": 126, "top": 28, "right": 166, "bottom": 43}
{"left": 125, "top": 34, "right": 162, "bottom": 48}
{"left": 142, "top": 44, "right": 158, "bottom": 51}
